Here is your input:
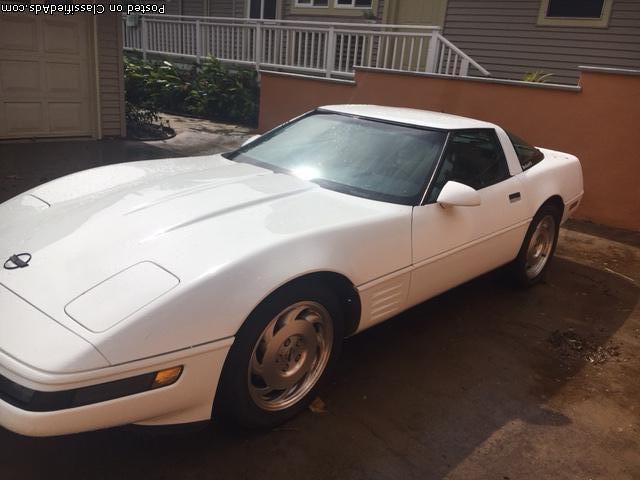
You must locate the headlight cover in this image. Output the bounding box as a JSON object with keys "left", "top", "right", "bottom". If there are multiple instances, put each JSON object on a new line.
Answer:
{"left": 65, "top": 262, "right": 179, "bottom": 333}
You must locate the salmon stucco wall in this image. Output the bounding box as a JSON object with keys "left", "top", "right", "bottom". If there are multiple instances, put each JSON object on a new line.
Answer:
{"left": 258, "top": 68, "right": 640, "bottom": 231}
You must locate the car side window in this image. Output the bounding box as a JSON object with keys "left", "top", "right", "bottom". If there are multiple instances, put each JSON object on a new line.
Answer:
{"left": 507, "top": 131, "right": 545, "bottom": 171}
{"left": 426, "top": 129, "right": 510, "bottom": 203}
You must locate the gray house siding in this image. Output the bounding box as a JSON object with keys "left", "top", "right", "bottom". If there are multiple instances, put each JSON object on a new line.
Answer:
{"left": 210, "top": 0, "right": 245, "bottom": 16}
{"left": 443, "top": 0, "right": 640, "bottom": 84}
{"left": 183, "top": 0, "right": 205, "bottom": 15}
{"left": 97, "top": 14, "right": 126, "bottom": 137}
{"left": 164, "top": 1, "right": 179, "bottom": 14}
{"left": 165, "top": 0, "right": 207, "bottom": 16}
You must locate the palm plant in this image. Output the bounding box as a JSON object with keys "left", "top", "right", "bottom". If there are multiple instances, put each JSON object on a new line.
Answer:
{"left": 522, "top": 71, "right": 554, "bottom": 83}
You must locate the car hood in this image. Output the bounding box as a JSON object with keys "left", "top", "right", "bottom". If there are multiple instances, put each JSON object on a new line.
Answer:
{"left": 0, "top": 155, "right": 313, "bottom": 305}
{"left": 0, "top": 155, "right": 411, "bottom": 368}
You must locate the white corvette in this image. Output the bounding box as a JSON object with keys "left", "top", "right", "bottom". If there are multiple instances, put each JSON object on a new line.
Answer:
{"left": 0, "top": 105, "right": 583, "bottom": 436}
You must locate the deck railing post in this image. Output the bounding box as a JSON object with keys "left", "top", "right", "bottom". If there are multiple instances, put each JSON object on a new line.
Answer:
{"left": 141, "top": 15, "right": 148, "bottom": 60}
{"left": 255, "top": 22, "right": 262, "bottom": 71}
{"left": 425, "top": 31, "right": 440, "bottom": 73}
{"left": 460, "top": 58, "right": 469, "bottom": 76}
{"left": 325, "top": 26, "right": 335, "bottom": 78}
{"left": 195, "top": 20, "right": 202, "bottom": 63}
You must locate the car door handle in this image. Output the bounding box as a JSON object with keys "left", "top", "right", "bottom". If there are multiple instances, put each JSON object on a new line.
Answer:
{"left": 509, "top": 192, "right": 521, "bottom": 202}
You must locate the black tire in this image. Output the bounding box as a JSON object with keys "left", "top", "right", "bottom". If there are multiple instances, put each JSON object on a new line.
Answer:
{"left": 214, "top": 281, "right": 344, "bottom": 428}
{"left": 511, "top": 204, "right": 561, "bottom": 287}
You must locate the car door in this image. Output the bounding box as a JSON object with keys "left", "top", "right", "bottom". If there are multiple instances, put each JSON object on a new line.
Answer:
{"left": 407, "top": 129, "right": 530, "bottom": 307}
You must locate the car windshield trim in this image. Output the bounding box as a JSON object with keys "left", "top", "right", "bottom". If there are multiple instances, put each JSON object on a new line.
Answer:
{"left": 223, "top": 111, "right": 448, "bottom": 206}
{"left": 316, "top": 108, "right": 450, "bottom": 133}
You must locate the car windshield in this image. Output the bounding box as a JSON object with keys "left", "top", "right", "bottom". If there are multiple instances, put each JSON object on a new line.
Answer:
{"left": 224, "top": 112, "right": 448, "bottom": 205}
{"left": 507, "top": 131, "right": 544, "bottom": 171}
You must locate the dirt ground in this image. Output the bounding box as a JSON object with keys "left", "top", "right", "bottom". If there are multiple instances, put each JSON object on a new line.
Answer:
{"left": 0, "top": 122, "right": 638, "bottom": 479}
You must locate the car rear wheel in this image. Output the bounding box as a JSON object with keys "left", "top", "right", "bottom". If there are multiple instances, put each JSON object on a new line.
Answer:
{"left": 215, "top": 283, "right": 343, "bottom": 428}
{"left": 511, "top": 204, "right": 561, "bottom": 286}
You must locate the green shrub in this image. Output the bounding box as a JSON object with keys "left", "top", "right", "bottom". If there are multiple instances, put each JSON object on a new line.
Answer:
{"left": 186, "top": 58, "right": 259, "bottom": 125}
{"left": 124, "top": 56, "right": 193, "bottom": 113}
{"left": 124, "top": 55, "right": 259, "bottom": 126}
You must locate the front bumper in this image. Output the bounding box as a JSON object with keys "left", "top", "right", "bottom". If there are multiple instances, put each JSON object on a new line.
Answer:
{"left": 0, "top": 338, "right": 233, "bottom": 437}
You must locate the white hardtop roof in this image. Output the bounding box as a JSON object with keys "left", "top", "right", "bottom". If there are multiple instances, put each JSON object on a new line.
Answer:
{"left": 319, "top": 105, "right": 498, "bottom": 131}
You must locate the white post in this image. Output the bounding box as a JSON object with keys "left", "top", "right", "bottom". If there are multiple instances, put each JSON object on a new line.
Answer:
{"left": 255, "top": 22, "right": 262, "bottom": 70}
{"left": 460, "top": 58, "right": 469, "bottom": 76}
{"left": 195, "top": 20, "right": 202, "bottom": 63}
{"left": 425, "top": 31, "right": 440, "bottom": 73}
{"left": 325, "top": 26, "right": 336, "bottom": 78}
{"left": 141, "top": 15, "right": 148, "bottom": 60}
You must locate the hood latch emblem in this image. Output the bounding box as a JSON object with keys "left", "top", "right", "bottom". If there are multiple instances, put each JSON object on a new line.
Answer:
{"left": 4, "top": 253, "right": 32, "bottom": 270}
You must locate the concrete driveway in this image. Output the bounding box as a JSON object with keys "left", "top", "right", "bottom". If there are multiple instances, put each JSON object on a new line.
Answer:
{"left": 0, "top": 123, "right": 639, "bottom": 479}
{"left": 0, "top": 114, "right": 253, "bottom": 204}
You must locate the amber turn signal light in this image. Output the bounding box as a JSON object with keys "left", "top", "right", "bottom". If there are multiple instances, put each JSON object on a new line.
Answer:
{"left": 152, "top": 366, "right": 183, "bottom": 389}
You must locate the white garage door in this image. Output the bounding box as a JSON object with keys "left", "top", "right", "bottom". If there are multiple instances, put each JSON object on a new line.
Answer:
{"left": 0, "top": 14, "right": 96, "bottom": 139}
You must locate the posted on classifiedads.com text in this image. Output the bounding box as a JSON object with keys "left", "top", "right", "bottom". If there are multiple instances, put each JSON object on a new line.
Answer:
{"left": 0, "top": 2, "right": 166, "bottom": 15}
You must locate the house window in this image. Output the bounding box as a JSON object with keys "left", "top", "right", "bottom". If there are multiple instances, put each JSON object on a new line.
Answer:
{"left": 293, "top": 0, "right": 377, "bottom": 15}
{"left": 336, "top": 0, "right": 372, "bottom": 8}
{"left": 295, "top": 0, "right": 329, "bottom": 6}
{"left": 547, "top": 0, "right": 604, "bottom": 18}
{"left": 538, "top": 0, "right": 613, "bottom": 27}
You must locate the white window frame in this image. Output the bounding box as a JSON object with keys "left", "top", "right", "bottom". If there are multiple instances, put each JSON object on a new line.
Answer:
{"left": 335, "top": 0, "right": 373, "bottom": 9}
{"left": 292, "top": 0, "right": 377, "bottom": 16}
{"left": 537, "top": 0, "right": 613, "bottom": 28}
{"left": 294, "top": 0, "right": 330, "bottom": 8}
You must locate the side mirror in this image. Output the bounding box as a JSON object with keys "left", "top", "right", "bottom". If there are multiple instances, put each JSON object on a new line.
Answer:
{"left": 436, "top": 181, "right": 481, "bottom": 208}
{"left": 241, "top": 134, "right": 261, "bottom": 147}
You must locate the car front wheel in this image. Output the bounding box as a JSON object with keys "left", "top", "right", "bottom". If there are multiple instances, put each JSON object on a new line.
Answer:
{"left": 215, "top": 283, "right": 343, "bottom": 428}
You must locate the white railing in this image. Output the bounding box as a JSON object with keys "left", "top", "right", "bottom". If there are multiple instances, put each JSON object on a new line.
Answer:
{"left": 123, "top": 15, "right": 489, "bottom": 79}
